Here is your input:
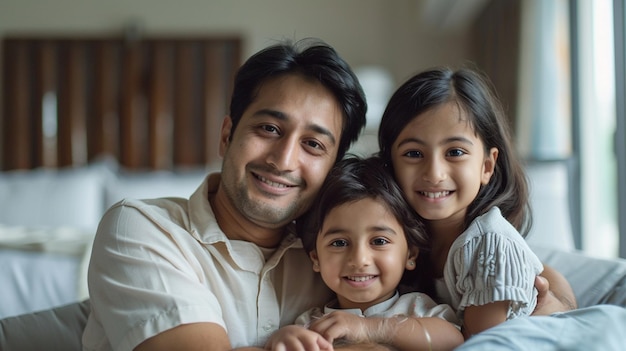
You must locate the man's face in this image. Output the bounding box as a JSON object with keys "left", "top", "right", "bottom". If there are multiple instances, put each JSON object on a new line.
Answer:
{"left": 219, "top": 74, "right": 344, "bottom": 232}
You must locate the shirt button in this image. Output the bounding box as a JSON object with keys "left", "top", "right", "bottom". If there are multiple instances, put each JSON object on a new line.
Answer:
{"left": 263, "top": 323, "right": 274, "bottom": 331}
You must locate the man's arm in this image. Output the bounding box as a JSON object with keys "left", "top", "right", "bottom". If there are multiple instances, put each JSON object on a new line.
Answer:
{"left": 134, "top": 322, "right": 265, "bottom": 351}
{"left": 533, "top": 264, "right": 577, "bottom": 316}
{"left": 134, "top": 322, "right": 396, "bottom": 351}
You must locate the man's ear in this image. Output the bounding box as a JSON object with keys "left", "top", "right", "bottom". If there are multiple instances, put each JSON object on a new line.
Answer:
{"left": 481, "top": 147, "right": 499, "bottom": 185}
{"left": 218, "top": 115, "right": 233, "bottom": 157}
{"left": 405, "top": 246, "right": 419, "bottom": 271}
{"left": 309, "top": 250, "right": 321, "bottom": 272}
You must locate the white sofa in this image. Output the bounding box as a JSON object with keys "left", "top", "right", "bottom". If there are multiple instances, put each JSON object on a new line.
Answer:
{"left": 0, "top": 158, "right": 215, "bottom": 318}
{"left": 0, "top": 158, "right": 624, "bottom": 350}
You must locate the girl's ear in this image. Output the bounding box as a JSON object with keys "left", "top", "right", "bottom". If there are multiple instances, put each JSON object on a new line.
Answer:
{"left": 405, "top": 246, "right": 419, "bottom": 271}
{"left": 218, "top": 115, "right": 233, "bottom": 157}
{"left": 481, "top": 147, "right": 499, "bottom": 185}
{"left": 309, "top": 250, "right": 321, "bottom": 272}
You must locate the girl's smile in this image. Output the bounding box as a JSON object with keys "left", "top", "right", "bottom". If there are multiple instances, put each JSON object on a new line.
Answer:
{"left": 390, "top": 102, "right": 497, "bottom": 231}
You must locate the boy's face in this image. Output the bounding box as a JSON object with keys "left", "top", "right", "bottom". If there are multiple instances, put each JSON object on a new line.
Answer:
{"left": 217, "top": 74, "right": 343, "bottom": 245}
{"left": 309, "top": 198, "right": 418, "bottom": 311}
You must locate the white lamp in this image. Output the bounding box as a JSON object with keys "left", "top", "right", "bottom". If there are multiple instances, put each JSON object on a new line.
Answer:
{"left": 350, "top": 66, "right": 395, "bottom": 157}
{"left": 354, "top": 66, "right": 395, "bottom": 132}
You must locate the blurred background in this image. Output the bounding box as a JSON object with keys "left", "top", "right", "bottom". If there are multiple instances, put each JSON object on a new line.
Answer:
{"left": 0, "top": 0, "right": 624, "bottom": 259}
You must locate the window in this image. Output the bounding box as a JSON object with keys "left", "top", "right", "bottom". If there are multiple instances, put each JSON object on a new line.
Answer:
{"left": 575, "top": 0, "right": 621, "bottom": 258}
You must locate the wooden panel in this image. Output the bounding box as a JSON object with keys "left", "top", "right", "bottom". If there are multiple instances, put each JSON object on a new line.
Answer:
{"left": 2, "top": 36, "right": 241, "bottom": 170}
{"left": 119, "top": 41, "right": 147, "bottom": 168}
{"left": 2, "top": 40, "right": 32, "bottom": 170}
{"left": 472, "top": 0, "right": 522, "bottom": 131}
{"left": 57, "top": 41, "right": 88, "bottom": 167}
{"left": 204, "top": 43, "right": 227, "bottom": 164}
{"left": 35, "top": 41, "right": 58, "bottom": 168}
{"left": 91, "top": 40, "right": 120, "bottom": 160}
{"left": 173, "top": 41, "right": 197, "bottom": 166}
{"left": 148, "top": 41, "right": 173, "bottom": 169}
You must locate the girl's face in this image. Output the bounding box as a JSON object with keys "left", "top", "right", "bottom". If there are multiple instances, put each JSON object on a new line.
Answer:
{"left": 390, "top": 102, "right": 497, "bottom": 231}
{"left": 309, "top": 198, "right": 418, "bottom": 311}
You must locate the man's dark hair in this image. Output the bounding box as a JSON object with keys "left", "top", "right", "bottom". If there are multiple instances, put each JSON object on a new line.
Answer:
{"left": 229, "top": 38, "right": 367, "bottom": 161}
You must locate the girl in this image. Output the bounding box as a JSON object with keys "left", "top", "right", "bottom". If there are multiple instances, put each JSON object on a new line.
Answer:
{"left": 266, "top": 156, "right": 463, "bottom": 351}
{"left": 377, "top": 67, "right": 543, "bottom": 338}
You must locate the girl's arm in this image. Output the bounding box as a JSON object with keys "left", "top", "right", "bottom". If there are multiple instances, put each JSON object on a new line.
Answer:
{"left": 382, "top": 316, "right": 464, "bottom": 351}
{"left": 461, "top": 301, "right": 509, "bottom": 339}
{"left": 309, "top": 311, "right": 464, "bottom": 351}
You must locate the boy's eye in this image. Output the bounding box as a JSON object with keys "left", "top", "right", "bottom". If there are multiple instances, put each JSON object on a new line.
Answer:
{"left": 330, "top": 239, "right": 348, "bottom": 247}
{"left": 372, "top": 237, "right": 389, "bottom": 246}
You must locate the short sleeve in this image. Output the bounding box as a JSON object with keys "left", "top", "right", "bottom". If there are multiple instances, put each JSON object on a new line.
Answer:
{"left": 86, "top": 203, "right": 224, "bottom": 350}
{"left": 450, "top": 230, "right": 543, "bottom": 318}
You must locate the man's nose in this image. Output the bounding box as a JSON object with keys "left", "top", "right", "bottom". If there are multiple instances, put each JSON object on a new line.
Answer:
{"left": 267, "top": 137, "right": 299, "bottom": 171}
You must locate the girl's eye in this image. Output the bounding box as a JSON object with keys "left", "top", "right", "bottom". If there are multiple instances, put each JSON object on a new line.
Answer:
{"left": 371, "top": 237, "right": 389, "bottom": 246}
{"left": 403, "top": 150, "right": 422, "bottom": 158}
{"left": 330, "top": 239, "right": 348, "bottom": 247}
{"left": 447, "top": 148, "right": 466, "bottom": 157}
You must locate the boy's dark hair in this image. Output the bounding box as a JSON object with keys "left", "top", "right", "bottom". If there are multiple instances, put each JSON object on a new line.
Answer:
{"left": 228, "top": 38, "right": 367, "bottom": 161}
{"left": 377, "top": 67, "right": 531, "bottom": 236}
{"left": 297, "top": 155, "right": 428, "bottom": 255}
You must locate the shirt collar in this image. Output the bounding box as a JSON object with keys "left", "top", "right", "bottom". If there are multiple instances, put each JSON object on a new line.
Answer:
{"left": 323, "top": 291, "right": 400, "bottom": 317}
{"left": 186, "top": 171, "right": 303, "bottom": 255}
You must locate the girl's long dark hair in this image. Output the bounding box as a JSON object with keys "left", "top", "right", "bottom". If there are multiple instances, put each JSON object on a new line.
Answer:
{"left": 378, "top": 67, "right": 532, "bottom": 236}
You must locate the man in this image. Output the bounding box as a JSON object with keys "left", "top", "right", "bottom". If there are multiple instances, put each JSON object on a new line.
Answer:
{"left": 83, "top": 38, "right": 369, "bottom": 351}
{"left": 83, "top": 38, "right": 574, "bottom": 351}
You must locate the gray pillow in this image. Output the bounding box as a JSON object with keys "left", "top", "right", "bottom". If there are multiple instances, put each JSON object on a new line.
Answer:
{"left": 0, "top": 299, "right": 90, "bottom": 351}
{"left": 532, "top": 246, "right": 626, "bottom": 308}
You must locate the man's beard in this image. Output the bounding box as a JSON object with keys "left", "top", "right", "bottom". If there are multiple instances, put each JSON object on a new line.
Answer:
{"left": 225, "top": 176, "right": 304, "bottom": 229}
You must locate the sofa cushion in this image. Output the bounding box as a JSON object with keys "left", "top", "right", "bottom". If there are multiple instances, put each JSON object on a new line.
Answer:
{"left": 0, "top": 299, "right": 90, "bottom": 351}
{"left": 532, "top": 245, "right": 626, "bottom": 308}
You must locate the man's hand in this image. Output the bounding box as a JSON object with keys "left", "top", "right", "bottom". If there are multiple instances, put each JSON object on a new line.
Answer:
{"left": 533, "top": 265, "right": 577, "bottom": 316}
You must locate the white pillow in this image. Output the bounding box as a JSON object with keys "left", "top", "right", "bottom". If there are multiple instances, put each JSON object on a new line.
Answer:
{"left": 0, "top": 166, "right": 109, "bottom": 232}
{"left": 104, "top": 168, "right": 211, "bottom": 208}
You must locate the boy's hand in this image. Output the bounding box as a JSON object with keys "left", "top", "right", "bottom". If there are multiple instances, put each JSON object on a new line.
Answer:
{"left": 265, "top": 325, "right": 333, "bottom": 351}
{"left": 308, "top": 311, "right": 378, "bottom": 344}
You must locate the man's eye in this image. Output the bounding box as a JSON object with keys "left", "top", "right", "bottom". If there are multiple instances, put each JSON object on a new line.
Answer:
{"left": 304, "top": 140, "right": 323, "bottom": 150}
{"left": 330, "top": 239, "right": 348, "bottom": 247}
{"left": 261, "top": 125, "right": 279, "bottom": 134}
